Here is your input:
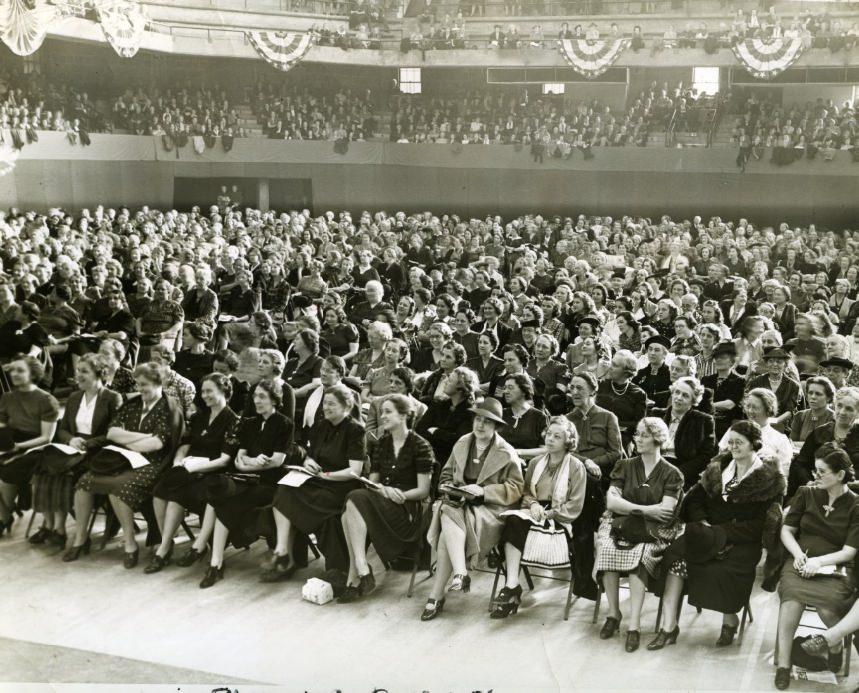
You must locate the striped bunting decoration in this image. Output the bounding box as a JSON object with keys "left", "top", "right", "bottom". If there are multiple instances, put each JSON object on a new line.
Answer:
{"left": 246, "top": 31, "right": 313, "bottom": 72}
{"left": 97, "top": 1, "right": 148, "bottom": 59}
{"left": 732, "top": 38, "right": 805, "bottom": 80}
{"left": 558, "top": 38, "right": 628, "bottom": 79}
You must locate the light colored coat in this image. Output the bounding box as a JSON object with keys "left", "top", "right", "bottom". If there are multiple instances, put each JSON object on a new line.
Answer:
{"left": 427, "top": 432, "right": 524, "bottom": 566}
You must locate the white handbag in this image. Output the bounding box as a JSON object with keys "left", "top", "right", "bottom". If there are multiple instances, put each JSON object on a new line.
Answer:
{"left": 521, "top": 520, "right": 571, "bottom": 569}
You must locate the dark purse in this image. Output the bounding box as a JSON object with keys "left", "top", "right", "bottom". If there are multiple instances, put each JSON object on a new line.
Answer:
{"left": 34, "top": 446, "right": 86, "bottom": 475}
{"left": 87, "top": 448, "right": 131, "bottom": 476}
{"left": 611, "top": 510, "right": 657, "bottom": 545}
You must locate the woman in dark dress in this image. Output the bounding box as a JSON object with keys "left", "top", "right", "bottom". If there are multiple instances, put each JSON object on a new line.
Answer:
{"left": 452, "top": 309, "right": 479, "bottom": 361}
{"left": 263, "top": 384, "right": 365, "bottom": 581}
{"left": 415, "top": 366, "right": 480, "bottom": 465}
{"left": 651, "top": 421, "right": 785, "bottom": 650}
{"left": 72, "top": 290, "right": 135, "bottom": 358}
{"left": 594, "top": 418, "right": 684, "bottom": 652}
{"left": 596, "top": 349, "right": 648, "bottom": 453}
{"left": 321, "top": 306, "right": 360, "bottom": 362}
{"left": 499, "top": 373, "right": 548, "bottom": 464}
{"left": 98, "top": 338, "right": 137, "bottom": 398}
{"left": 744, "top": 346, "right": 803, "bottom": 435}
{"left": 199, "top": 380, "right": 291, "bottom": 588}
{"left": 147, "top": 373, "right": 240, "bottom": 573}
{"left": 73, "top": 362, "right": 183, "bottom": 568}
{"left": 173, "top": 322, "right": 215, "bottom": 397}
{"left": 282, "top": 328, "right": 323, "bottom": 426}
{"left": 467, "top": 331, "right": 503, "bottom": 390}
{"left": 790, "top": 386, "right": 859, "bottom": 499}
{"left": 656, "top": 376, "right": 718, "bottom": 490}
{"left": 338, "top": 394, "right": 435, "bottom": 602}
{"left": 0, "top": 356, "right": 60, "bottom": 534}
{"left": 29, "top": 355, "right": 121, "bottom": 552}
{"left": 774, "top": 444, "right": 859, "bottom": 689}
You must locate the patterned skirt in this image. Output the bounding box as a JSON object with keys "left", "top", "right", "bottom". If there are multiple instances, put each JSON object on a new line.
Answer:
{"left": 594, "top": 512, "right": 683, "bottom": 579}
{"left": 76, "top": 465, "right": 160, "bottom": 511}
{"left": 32, "top": 468, "right": 87, "bottom": 514}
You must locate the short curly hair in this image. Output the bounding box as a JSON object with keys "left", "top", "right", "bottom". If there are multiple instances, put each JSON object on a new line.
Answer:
{"left": 670, "top": 376, "right": 705, "bottom": 405}
{"left": 636, "top": 417, "right": 670, "bottom": 447}
{"left": 545, "top": 415, "right": 579, "bottom": 453}
{"left": 744, "top": 387, "right": 779, "bottom": 418}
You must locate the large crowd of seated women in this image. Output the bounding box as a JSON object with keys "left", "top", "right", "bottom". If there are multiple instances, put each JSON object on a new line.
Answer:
{"left": 4, "top": 202, "right": 859, "bottom": 691}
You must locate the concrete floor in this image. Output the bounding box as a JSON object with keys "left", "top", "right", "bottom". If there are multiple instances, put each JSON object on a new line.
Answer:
{"left": 0, "top": 516, "right": 854, "bottom": 693}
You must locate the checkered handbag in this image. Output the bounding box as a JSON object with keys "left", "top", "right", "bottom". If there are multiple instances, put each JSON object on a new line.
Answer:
{"left": 521, "top": 520, "right": 571, "bottom": 569}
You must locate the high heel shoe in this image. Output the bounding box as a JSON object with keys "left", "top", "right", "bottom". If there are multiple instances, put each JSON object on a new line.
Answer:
{"left": 28, "top": 527, "right": 52, "bottom": 544}
{"left": 647, "top": 626, "right": 680, "bottom": 650}
{"left": 176, "top": 545, "right": 207, "bottom": 567}
{"left": 715, "top": 623, "right": 738, "bottom": 647}
{"left": 62, "top": 538, "right": 91, "bottom": 562}
{"left": 599, "top": 615, "right": 622, "bottom": 639}
{"left": 123, "top": 546, "right": 139, "bottom": 569}
{"left": 199, "top": 564, "right": 224, "bottom": 589}
{"left": 143, "top": 545, "right": 173, "bottom": 574}
{"left": 490, "top": 585, "right": 522, "bottom": 619}
{"left": 448, "top": 573, "right": 470, "bottom": 593}
{"left": 50, "top": 531, "right": 67, "bottom": 549}
{"left": 625, "top": 630, "right": 641, "bottom": 652}
{"left": 358, "top": 566, "right": 376, "bottom": 596}
{"left": 421, "top": 598, "right": 445, "bottom": 621}
{"left": 260, "top": 553, "right": 296, "bottom": 583}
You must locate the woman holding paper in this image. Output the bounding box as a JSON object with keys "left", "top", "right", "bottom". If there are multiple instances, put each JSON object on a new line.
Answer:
{"left": 490, "top": 416, "right": 587, "bottom": 620}
{"left": 338, "top": 394, "right": 435, "bottom": 602}
{"left": 593, "top": 417, "right": 683, "bottom": 650}
{"left": 263, "top": 384, "right": 365, "bottom": 582}
{"left": 421, "top": 397, "right": 524, "bottom": 621}
{"left": 72, "top": 362, "right": 182, "bottom": 568}
{"left": 146, "top": 373, "right": 240, "bottom": 574}
{"left": 27, "top": 355, "right": 122, "bottom": 552}
{"left": 0, "top": 356, "right": 60, "bottom": 536}
{"left": 773, "top": 444, "right": 859, "bottom": 689}
{"left": 199, "top": 379, "right": 291, "bottom": 588}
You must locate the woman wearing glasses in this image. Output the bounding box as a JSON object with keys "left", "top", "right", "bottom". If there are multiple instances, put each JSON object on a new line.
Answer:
{"left": 774, "top": 443, "right": 859, "bottom": 689}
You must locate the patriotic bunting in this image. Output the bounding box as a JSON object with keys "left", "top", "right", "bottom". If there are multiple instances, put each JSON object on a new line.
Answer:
{"left": 0, "top": 0, "right": 58, "bottom": 56}
{"left": 558, "top": 38, "right": 628, "bottom": 79}
{"left": 97, "top": 1, "right": 148, "bottom": 59}
{"left": 246, "top": 31, "right": 313, "bottom": 72}
{"left": 732, "top": 38, "right": 805, "bottom": 80}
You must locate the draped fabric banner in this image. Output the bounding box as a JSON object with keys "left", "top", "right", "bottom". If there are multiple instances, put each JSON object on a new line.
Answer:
{"left": 558, "top": 38, "right": 628, "bottom": 79}
{"left": 97, "top": 1, "right": 148, "bottom": 58}
{"left": 732, "top": 38, "right": 805, "bottom": 79}
{"left": 246, "top": 31, "right": 313, "bottom": 72}
{"left": 0, "top": 0, "right": 58, "bottom": 56}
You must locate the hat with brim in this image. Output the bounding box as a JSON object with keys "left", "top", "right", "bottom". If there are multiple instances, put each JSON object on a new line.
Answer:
{"left": 821, "top": 357, "right": 855, "bottom": 371}
{"left": 712, "top": 341, "right": 738, "bottom": 359}
{"left": 762, "top": 345, "right": 793, "bottom": 361}
{"left": 468, "top": 397, "right": 506, "bottom": 426}
{"left": 644, "top": 334, "right": 672, "bottom": 351}
{"left": 579, "top": 316, "right": 602, "bottom": 330}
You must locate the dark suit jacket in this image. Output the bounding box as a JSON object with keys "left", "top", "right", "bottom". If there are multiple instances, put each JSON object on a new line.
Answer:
{"left": 656, "top": 407, "right": 717, "bottom": 489}
{"left": 773, "top": 303, "right": 798, "bottom": 341}
{"left": 701, "top": 371, "right": 746, "bottom": 438}
{"left": 720, "top": 299, "right": 757, "bottom": 334}
{"left": 56, "top": 387, "right": 123, "bottom": 450}
{"left": 703, "top": 280, "right": 735, "bottom": 302}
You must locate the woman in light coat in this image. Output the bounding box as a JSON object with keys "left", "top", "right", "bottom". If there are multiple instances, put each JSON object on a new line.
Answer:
{"left": 421, "top": 397, "right": 524, "bottom": 621}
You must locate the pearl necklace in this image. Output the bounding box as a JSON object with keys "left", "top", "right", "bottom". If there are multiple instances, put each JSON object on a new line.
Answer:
{"left": 610, "top": 380, "right": 629, "bottom": 395}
